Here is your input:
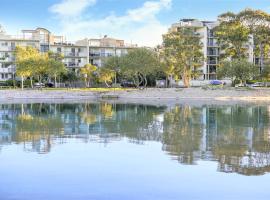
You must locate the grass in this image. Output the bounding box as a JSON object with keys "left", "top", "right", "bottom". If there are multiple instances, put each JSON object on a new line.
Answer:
{"left": 0, "top": 87, "right": 137, "bottom": 92}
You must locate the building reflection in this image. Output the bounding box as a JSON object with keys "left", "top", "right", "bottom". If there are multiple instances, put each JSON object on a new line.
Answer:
{"left": 1, "top": 102, "right": 270, "bottom": 176}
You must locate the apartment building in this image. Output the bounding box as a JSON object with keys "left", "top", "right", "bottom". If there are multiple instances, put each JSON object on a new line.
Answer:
{"left": 167, "top": 19, "right": 254, "bottom": 80}
{"left": 76, "top": 36, "right": 137, "bottom": 67}
{"left": 1, "top": 26, "right": 136, "bottom": 81}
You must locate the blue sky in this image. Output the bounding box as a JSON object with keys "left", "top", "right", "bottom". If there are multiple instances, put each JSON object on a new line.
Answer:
{"left": 0, "top": 0, "right": 270, "bottom": 46}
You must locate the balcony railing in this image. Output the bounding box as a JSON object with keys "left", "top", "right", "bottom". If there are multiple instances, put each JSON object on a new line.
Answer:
{"left": 64, "top": 52, "right": 86, "bottom": 57}
{"left": 207, "top": 61, "right": 218, "bottom": 65}
{"left": 64, "top": 62, "right": 83, "bottom": 67}
{"left": 207, "top": 42, "right": 219, "bottom": 47}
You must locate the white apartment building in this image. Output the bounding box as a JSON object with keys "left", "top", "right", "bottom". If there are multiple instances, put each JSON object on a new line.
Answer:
{"left": 0, "top": 26, "right": 135, "bottom": 81}
{"left": 167, "top": 19, "right": 254, "bottom": 80}
{"left": 76, "top": 36, "right": 137, "bottom": 67}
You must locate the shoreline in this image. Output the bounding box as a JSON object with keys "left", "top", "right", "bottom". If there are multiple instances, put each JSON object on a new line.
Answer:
{"left": 1, "top": 88, "right": 270, "bottom": 105}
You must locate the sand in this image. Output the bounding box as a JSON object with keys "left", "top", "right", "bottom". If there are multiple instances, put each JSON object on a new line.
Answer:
{"left": 0, "top": 88, "right": 270, "bottom": 105}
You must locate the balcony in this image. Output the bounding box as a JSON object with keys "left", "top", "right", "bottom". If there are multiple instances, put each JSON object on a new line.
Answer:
{"left": 207, "top": 50, "right": 219, "bottom": 56}
{"left": 0, "top": 46, "right": 16, "bottom": 51}
{"left": 64, "top": 62, "right": 83, "bottom": 68}
{"left": 89, "top": 53, "right": 101, "bottom": 57}
{"left": 0, "top": 67, "right": 15, "bottom": 73}
{"left": 64, "top": 52, "right": 86, "bottom": 57}
{"left": 207, "top": 60, "right": 218, "bottom": 65}
{"left": 207, "top": 42, "right": 219, "bottom": 47}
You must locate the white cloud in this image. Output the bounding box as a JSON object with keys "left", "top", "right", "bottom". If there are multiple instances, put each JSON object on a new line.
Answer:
{"left": 49, "top": 0, "right": 96, "bottom": 17}
{"left": 49, "top": 0, "right": 171, "bottom": 47}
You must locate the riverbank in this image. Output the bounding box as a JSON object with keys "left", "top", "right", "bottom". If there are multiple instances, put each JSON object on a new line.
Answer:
{"left": 1, "top": 88, "right": 270, "bottom": 103}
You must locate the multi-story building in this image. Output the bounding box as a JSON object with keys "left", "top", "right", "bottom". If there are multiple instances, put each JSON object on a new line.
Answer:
{"left": 76, "top": 36, "right": 137, "bottom": 67}
{"left": 167, "top": 19, "right": 254, "bottom": 80}
{"left": 0, "top": 26, "right": 135, "bottom": 81}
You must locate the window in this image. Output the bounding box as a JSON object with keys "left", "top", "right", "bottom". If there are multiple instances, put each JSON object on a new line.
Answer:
{"left": 1, "top": 42, "right": 8, "bottom": 46}
{"left": 40, "top": 44, "right": 49, "bottom": 52}
{"left": 57, "top": 47, "right": 61, "bottom": 53}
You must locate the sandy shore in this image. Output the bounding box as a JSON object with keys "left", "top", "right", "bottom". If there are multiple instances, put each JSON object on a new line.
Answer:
{"left": 1, "top": 88, "right": 270, "bottom": 104}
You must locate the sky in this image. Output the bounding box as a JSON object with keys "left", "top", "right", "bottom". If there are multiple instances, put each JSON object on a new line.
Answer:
{"left": 0, "top": 0, "right": 270, "bottom": 47}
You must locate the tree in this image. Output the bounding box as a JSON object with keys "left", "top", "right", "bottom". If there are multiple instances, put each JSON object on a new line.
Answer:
{"left": 120, "top": 48, "right": 160, "bottom": 88}
{"left": 261, "top": 65, "right": 270, "bottom": 83}
{"left": 16, "top": 60, "right": 32, "bottom": 90}
{"left": 237, "top": 9, "right": 270, "bottom": 70}
{"left": 47, "top": 50, "right": 64, "bottom": 62}
{"left": 99, "top": 68, "right": 115, "bottom": 87}
{"left": 163, "top": 27, "right": 204, "bottom": 87}
{"left": 61, "top": 70, "right": 79, "bottom": 87}
{"left": 15, "top": 46, "right": 40, "bottom": 89}
{"left": 159, "top": 50, "right": 178, "bottom": 87}
{"left": 217, "top": 59, "right": 259, "bottom": 85}
{"left": 215, "top": 19, "right": 250, "bottom": 60}
{"left": 47, "top": 59, "right": 66, "bottom": 87}
{"left": 80, "top": 64, "right": 97, "bottom": 87}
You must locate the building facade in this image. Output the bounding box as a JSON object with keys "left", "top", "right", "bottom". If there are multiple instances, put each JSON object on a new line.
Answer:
{"left": 167, "top": 19, "right": 254, "bottom": 80}
{"left": 76, "top": 36, "right": 137, "bottom": 67}
{"left": 0, "top": 26, "right": 135, "bottom": 81}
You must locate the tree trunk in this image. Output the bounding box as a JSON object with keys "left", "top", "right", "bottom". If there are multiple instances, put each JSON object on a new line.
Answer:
{"left": 104, "top": 80, "right": 111, "bottom": 88}
{"left": 132, "top": 77, "right": 140, "bottom": 88}
{"left": 143, "top": 75, "right": 148, "bottom": 88}
{"left": 183, "top": 69, "right": 191, "bottom": 88}
{"left": 54, "top": 75, "right": 57, "bottom": 88}
{"left": 84, "top": 78, "right": 88, "bottom": 88}
{"left": 21, "top": 76, "right": 24, "bottom": 90}
{"left": 30, "top": 77, "right": 33, "bottom": 89}
{"left": 259, "top": 43, "right": 264, "bottom": 73}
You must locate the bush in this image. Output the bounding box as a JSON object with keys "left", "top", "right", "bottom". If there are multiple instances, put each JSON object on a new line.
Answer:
{"left": 5, "top": 80, "right": 20, "bottom": 87}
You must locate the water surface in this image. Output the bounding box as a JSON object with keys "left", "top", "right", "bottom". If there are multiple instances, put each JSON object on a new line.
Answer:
{"left": 0, "top": 102, "right": 270, "bottom": 200}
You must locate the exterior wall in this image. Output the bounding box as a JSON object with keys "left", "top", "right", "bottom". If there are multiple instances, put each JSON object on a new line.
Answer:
{"left": 0, "top": 37, "right": 40, "bottom": 81}
{"left": 50, "top": 45, "right": 88, "bottom": 71}
{"left": 88, "top": 37, "right": 136, "bottom": 67}
{"left": 0, "top": 28, "right": 136, "bottom": 81}
{"left": 167, "top": 19, "right": 255, "bottom": 81}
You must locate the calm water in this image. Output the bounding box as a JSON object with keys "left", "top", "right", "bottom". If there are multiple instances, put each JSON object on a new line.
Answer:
{"left": 1, "top": 102, "right": 270, "bottom": 200}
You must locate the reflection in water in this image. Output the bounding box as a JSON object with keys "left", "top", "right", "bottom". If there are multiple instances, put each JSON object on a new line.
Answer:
{"left": 1, "top": 102, "right": 270, "bottom": 176}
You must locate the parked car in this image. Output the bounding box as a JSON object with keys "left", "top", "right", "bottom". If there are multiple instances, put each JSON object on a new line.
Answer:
{"left": 34, "top": 83, "right": 45, "bottom": 88}
{"left": 120, "top": 81, "right": 136, "bottom": 88}
{"left": 156, "top": 80, "right": 166, "bottom": 88}
{"left": 45, "top": 82, "right": 54, "bottom": 88}
{"left": 249, "top": 82, "right": 264, "bottom": 87}
{"left": 210, "top": 80, "right": 224, "bottom": 85}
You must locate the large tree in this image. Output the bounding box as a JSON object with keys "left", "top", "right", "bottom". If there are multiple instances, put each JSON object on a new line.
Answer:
{"left": 237, "top": 9, "right": 270, "bottom": 70}
{"left": 163, "top": 27, "right": 204, "bottom": 87}
{"left": 47, "top": 59, "right": 66, "bottom": 87}
{"left": 15, "top": 46, "right": 40, "bottom": 89}
{"left": 215, "top": 19, "right": 250, "bottom": 60}
{"left": 217, "top": 59, "right": 259, "bottom": 85}
{"left": 80, "top": 64, "right": 97, "bottom": 87}
{"left": 120, "top": 48, "right": 159, "bottom": 88}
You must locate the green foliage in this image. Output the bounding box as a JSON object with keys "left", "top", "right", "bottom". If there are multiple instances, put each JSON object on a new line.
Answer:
{"left": 162, "top": 27, "right": 204, "bottom": 87}
{"left": 119, "top": 48, "right": 160, "bottom": 87}
{"left": 215, "top": 20, "right": 250, "bottom": 60}
{"left": 80, "top": 64, "right": 97, "bottom": 87}
{"left": 14, "top": 46, "right": 68, "bottom": 89}
{"left": 216, "top": 8, "right": 270, "bottom": 68}
{"left": 217, "top": 59, "right": 259, "bottom": 85}
{"left": 98, "top": 68, "right": 115, "bottom": 87}
{"left": 261, "top": 65, "right": 270, "bottom": 81}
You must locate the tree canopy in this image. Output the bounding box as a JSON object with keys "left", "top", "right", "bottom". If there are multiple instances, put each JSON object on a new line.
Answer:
{"left": 162, "top": 27, "right": 204, "bottom": 87}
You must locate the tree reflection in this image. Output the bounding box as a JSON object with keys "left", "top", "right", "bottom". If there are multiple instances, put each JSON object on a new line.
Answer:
{"left": 1, "top": 102, "right": 270, "bottom": 175}
{"left": 162, "top": 105, "right": 203, "bottom": 165}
